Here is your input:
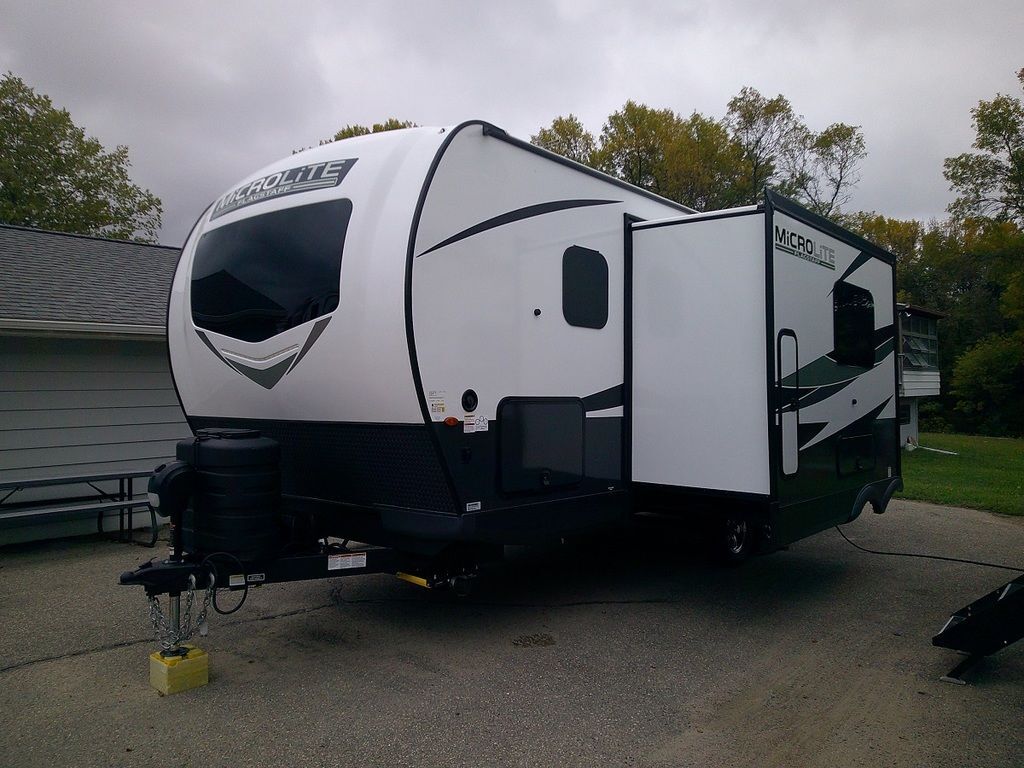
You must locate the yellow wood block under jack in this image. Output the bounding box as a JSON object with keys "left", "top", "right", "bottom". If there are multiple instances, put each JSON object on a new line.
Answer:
{"left": 149, "top": 645, "right": 208, "bottom": 695}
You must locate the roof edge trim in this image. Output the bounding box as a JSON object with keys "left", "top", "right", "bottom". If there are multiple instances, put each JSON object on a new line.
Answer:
{"left": 0, "top": 318, "right": 165, "bottom": 339}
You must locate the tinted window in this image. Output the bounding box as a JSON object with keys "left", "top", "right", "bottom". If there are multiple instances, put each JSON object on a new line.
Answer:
{"left": 833, "top": 281, "right": 874, "bottom": 368}
{"left": 562, "top": 245, "right": 608, "bottom": 329}
{"left": 191, "top": 199, "right": 352, "bottom": 342}
{"left": 499, "top": 398, "right": 584, "bottom": 494}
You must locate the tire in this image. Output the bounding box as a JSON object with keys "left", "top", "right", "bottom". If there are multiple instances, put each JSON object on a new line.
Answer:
{"left": 715, "top": 514, "right": 754, "bottom": 565}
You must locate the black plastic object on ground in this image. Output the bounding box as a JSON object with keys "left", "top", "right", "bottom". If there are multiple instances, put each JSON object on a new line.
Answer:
{"left": 176, "top": 428, "right": 281, "bottom": 563}
{"left": 932, "top": 573, "right": 1024, "bottom": 684}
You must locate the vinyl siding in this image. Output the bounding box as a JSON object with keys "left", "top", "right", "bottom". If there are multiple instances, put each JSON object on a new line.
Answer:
{"left": 901, "top": 369, "right": 941, "bottom": 398}
{"left": 0, "top": 336, "right": 191, "bottom": 491}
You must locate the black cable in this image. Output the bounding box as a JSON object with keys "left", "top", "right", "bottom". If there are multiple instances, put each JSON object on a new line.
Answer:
{"left": 835, "top": 525, "right": 1024, "bottom": 573}
{"left": 200, "top": 551, "right": 250, "bottom": 614}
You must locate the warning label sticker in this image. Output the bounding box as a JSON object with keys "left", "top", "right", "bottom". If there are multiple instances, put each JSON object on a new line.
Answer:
{"left": 463, "top": 415, "right": 489, "bottom": 433}
{"left": 328, "top": 552, "right": 368, "bottom": 571}
{"left": 427, "top": 390, "right": 447, "bottom": 418}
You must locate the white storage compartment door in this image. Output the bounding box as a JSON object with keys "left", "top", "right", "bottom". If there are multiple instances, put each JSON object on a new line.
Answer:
{"left": 630, "top": 213, "right": 770, "bottom": 495}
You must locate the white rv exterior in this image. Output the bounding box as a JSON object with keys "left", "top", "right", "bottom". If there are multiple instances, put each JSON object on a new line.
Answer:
{"left": 165, "top": 121, "right": 900, "bottom": 555}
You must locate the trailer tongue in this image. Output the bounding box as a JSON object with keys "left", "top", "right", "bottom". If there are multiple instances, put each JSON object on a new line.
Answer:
{"left": 122, "top": 429, "right": 483, "bottom": 667}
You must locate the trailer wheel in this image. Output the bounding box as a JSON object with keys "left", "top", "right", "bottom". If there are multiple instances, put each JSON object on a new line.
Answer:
{"left": 716, "top": 515, "right": 753, "bottom": 565}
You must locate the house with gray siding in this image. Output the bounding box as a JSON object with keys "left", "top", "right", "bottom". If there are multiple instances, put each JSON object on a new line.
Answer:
{"left": 0, "top": 225, "right": 190, "bottom": 544}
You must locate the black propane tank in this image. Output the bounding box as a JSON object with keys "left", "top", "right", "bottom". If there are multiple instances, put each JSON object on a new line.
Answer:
{"left": 175, "top": 428, "right": 281, "bottom": 563}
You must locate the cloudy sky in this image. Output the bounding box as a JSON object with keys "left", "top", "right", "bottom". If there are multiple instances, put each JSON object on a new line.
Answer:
{"left": 2, "top": 1, "right": 1021, "bottom": 245}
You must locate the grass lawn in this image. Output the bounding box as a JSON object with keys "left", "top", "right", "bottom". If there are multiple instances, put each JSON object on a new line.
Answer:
{"left": 898, "top": 432, "right": 1024, "bottom": 516}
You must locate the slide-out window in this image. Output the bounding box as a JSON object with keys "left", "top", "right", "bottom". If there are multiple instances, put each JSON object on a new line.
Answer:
{"left": 562, "top": 246, "right": 608, "bottom": 329}
{"left": 499, "top": 398, "right": 584, "bottom": 494}
{"left": 833, "top": 281, "right": 875, "bottom": 368}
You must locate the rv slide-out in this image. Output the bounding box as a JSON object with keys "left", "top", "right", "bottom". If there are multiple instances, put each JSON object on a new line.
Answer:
{"left": 631, "top": 193, "right": 901, "bottom": 547}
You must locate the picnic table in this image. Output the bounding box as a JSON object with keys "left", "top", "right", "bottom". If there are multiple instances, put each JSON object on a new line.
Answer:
{"left": 0, "top": 469, "right": 159, "bottom": 547}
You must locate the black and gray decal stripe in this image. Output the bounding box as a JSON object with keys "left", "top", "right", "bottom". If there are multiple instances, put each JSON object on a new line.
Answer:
{"left": 582, "top": 384, "right": 623, "bottom": 412}
{"left": 227, "top": 355, "right": 296, "bottom": 389}
{"left": 195, "top": 330, "right": 239, "bottom": 373}
{"left": 417, "top": 199, "right": 620, "bottom": 257}
{"left": 831, "top": 251, "right": 874, "bottom": 291}
{"left": 790, "top": 380, "right": 853, "bottom": 410}
{"left": 797, "top": 397, "right": 892, "bottom": 451}
{"left": 286, "top": 316, "right": 331, "bottom": 375}
{"left": 782, "top": 336, "right": 895, "bottom": 389}
{"left": 197, "top": 318, "right": 332, "bottom": 388}
{"left": 873, "top": 323, "right": 895, "bottom": 348}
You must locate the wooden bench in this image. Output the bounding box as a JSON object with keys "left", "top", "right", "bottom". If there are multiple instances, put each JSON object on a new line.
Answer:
{"left": 0, "top": 470, "right": 160, "bottom": 547}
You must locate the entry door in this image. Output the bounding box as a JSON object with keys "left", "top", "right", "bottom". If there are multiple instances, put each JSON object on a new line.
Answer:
{"left": 777, "top": 331, "right": 799, "bottom": 476}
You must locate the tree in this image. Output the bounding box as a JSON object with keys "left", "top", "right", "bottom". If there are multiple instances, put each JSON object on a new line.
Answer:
{"left": 894, "top": 217, "right": 1024, "bottom": 436}
{"left": 661, "top": 112, "right": 744, "bottom": 211}
{"left": 322, "top": 118, "right": 417, "bottom": 145}
{"left": 938, "top": 70, "right": 1024, "bottom": 435}
{"left": 0, "top": 72, "right": 162, "bottom": 242}
{"left": 724, "top": 87, "right": 866, "bottom": 214}
{"left": 843, "top": 212, "right": 929, "bottom": 301}
{"left": 943, "top": 68, "right": 1024, "bottom": 225}
{"left": 724, "top": 87, "right": 803, "bottom": 204}
{"left": 843, "top": 212, "right": 922, "bottom": 263}
{"left": 786, "top": 122, "right": 867, "bottom": 217}
{"left": 592, "top": 101, "right": 681, "bottom": 194}
{"left": 530, "top": 114, "right": 596, "bottom": 164}
{"left": 531, "top": 88, "right": 866, "bottom": 216}
{"left": 951, "top": 331, "right": 1024, "bottom": 435}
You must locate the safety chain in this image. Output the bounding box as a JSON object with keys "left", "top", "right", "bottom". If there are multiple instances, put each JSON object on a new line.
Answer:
{"left": 146, "top": 574, "right": 214, "bottom": 652}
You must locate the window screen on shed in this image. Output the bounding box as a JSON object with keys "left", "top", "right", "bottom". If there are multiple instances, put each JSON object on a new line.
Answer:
{"left": 833, "top": 281, "right": 875, "bottom": 369}
{"left": 562, "top": 246, "right": 608, "bottom": 329}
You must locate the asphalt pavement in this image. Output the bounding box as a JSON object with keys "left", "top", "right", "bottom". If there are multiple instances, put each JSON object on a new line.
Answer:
{"left": 1, "top": 499, "right": 1022, "bottom": 768}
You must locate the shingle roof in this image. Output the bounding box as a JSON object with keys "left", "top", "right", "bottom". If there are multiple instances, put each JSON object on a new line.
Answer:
{"left": 0, "top": 225, "right": 181, "bottom": 326}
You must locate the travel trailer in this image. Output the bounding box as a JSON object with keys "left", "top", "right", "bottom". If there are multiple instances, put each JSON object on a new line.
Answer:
{"left": 125, "top": 121, "right": 902, "bottom": 614}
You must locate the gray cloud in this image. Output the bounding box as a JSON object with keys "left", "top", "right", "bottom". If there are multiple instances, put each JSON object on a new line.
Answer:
{"left": 1, "top": 0, "right": 1020, "bottom": 243}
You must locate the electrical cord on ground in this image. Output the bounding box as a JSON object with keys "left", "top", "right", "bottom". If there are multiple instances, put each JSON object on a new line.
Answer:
{"left": 835, "top": 525, "right": 1023, "bottom": 572}
{"left": 200, "top": 551, "right": 250, "bottom": 614}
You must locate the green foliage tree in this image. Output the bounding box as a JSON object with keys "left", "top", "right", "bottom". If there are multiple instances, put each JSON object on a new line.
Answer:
{"left": 943, "top": 68, "right": 1024, "bottom": 224}
{"left": 0, "top": 72, "right": 162, "bottom": 242}
{"left": 323, "top": 118, "right": 417, "bottom": 145}
{"left": 853, "top": 212, "right": 1024, "bottom": 436}
{"left": 530, "top": 114, "right": 596, "bottom": 164}
{"left": 592, "top": 101, "right": 680, "bottom": 193}
{"left": 951, "top": 331, "right": 1024, "bottom": 435}
{"left": 662, "top": 112, "right": 744, "bottom": 211}
{"left": 725, "top": 87, "right": 803, "bottom": 204}
{"left": 532, "top": 89, "right": 865, "bottom": 216}
{"left": 533, "top": 105, "right": 746, "bottom": 210}
{"left": 842, "top": 212, "right": 923, "bottom": 264}
{"left": 938, "top": 69, "right": 1024, "bottom": 435}
{"left": 787, "top": 122, "right": 867, "bottom": 217}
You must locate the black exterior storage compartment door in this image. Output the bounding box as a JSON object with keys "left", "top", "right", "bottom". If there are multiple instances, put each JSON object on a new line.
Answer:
{"left": 499, "top": 398, "right": 584, "bottom": 494}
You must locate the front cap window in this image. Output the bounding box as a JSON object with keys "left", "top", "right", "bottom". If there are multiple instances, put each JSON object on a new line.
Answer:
{"left": 191, "top": 198, "right": 352, "bottom": 343}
